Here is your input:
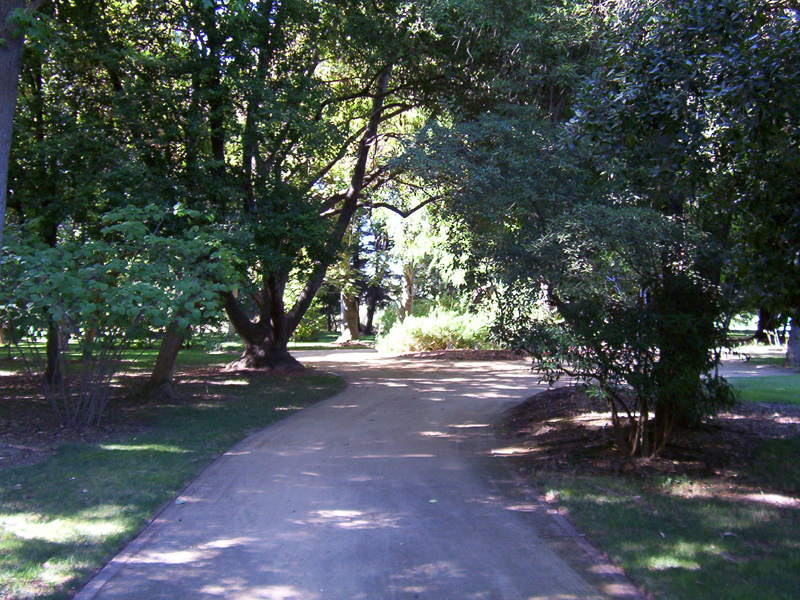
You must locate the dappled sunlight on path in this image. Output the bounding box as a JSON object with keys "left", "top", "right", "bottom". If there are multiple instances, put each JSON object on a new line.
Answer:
{"left": 75, "top": 351, "right": 643, "bottom": 600}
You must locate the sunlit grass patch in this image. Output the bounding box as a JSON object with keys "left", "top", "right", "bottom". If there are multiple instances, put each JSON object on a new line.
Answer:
{"left": 729, "top": 375, "right": 800, "bottom": 405}
{"left": 2, "top": 507, "right": 132, "bottom": 549}
{"left": 644, "top": 543, "right": 705, "bottom": 571}
{"left": 98, "top": 443, "right": 191, "bottom": 453}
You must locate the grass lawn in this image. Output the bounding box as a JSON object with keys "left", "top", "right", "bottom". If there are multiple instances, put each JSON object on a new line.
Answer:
{"left": 528, "top": 454, "right": 800, "bottom": 600}
{"left": 0, "top": 353, "right": 345, "bottom": 600}
{"left": 288, "top": 332, "right": 377, "bottom": 350}
{"left": 728, "top": 375, "right": 800, "bottom": 405}
{"left": 509, "top": 377, "right": 800, "bottom": 600}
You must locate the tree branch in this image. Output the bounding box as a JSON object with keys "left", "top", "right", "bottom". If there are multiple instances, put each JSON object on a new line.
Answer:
{"left": 366, "top": 195, "right": 440, "bottom": 218}
{"left": 287, "top": 66, "right": 393, "bottom": 332}
{"left": 303, "top": 123, "right": 370, "bottom": 200}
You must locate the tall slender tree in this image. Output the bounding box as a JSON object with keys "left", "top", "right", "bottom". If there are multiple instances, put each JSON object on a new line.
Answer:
{"left": 0, "top": 0, "right": 44, "bottom": 257}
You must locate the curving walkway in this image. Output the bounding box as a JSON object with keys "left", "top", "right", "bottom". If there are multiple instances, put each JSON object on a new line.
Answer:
{"left": 75, "top": 351, "right": 644, "bottom": 600}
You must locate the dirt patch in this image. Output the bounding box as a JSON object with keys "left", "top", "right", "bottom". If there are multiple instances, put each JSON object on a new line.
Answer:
{"left": 500, "top": 386, "right": 800, "bottom": 480}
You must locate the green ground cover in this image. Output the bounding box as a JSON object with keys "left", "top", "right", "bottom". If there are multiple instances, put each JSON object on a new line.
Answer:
{"left": 728, "top": 375, "right": 800, "bottom": 406}
{"left": 526, "top": 372, "right": 800, "bottom": 600}
{"left": 288, "top": 332, "right": 376, "bottom": 350}
{"left": 530, "top": 459, "right": 800, "bottom": 600}
{"left": 0, "top": 361, "right": 344, "bottom": 600}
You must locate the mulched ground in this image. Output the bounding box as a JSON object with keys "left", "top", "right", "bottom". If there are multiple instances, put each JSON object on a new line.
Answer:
{"left": 0, "top": 371, "right": 132, "bottom": 469}
{"left": 500, "top": 385, "right": 800, "bottom": 479}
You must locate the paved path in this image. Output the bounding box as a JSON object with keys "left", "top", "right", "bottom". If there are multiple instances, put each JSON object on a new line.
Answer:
{"left": 76, "top": 351, "right": 643, "bottom": 600}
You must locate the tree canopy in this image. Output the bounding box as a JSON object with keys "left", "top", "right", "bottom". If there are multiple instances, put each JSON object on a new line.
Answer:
{"left": 1, "top": 0, "right": 798, "bottom": 431}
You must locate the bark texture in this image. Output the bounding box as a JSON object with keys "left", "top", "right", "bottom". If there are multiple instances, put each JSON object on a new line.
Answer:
{"left": 149, "top": 326, "right": 186, "bottom": 386}
{"left": 787, "top": 313, "right": 800, "bottom": 367}
{"left": 756, "top": 307, "right": 782, "bottom": 345}
{"left": 362, "top": 285, "right": 384, "bottom": 335}
{"left": 337, "top": 291, "right": 360, "bottom": 343}
{"left": 0, "top": 0, "right": 27, "bottom": 254}
{"left": 397, "top": 262, "right": 414, "bottom": 323}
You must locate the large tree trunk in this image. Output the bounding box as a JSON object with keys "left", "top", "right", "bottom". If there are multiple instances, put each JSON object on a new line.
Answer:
{"left": 787, "top": 312, "right": 800, "bottom": 367}
{"left": 223, "top": 67, "right": 392, "bottom": 370}
{"left": 337, "top": 291, "right": 360, "bottom": 343}
{"left": 363, "top": 286, "right": 380, "bottom": 335}
{"left": 227, "top": 333, "right": 303, "bottom": 372}
{"left": 0, "top": 0, "right": 27, "bottom": 256}
{"left": 756, "top": 306, "right": 781, "bottom": 344}
{"left": 136, "top": 325, "right": 187, "bottom": 400}
{"left": 223, "top": 275, "right": 304, "bottom": 372}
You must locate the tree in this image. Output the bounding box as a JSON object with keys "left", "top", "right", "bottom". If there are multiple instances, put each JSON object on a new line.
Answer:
{"left": 407, "top": 0, "right": 800, "bottom": 454}
{"left": 218, "top": 0, "right": 538, "bottom": 369}
{"left": 360, "top": 217, "right": 393, "bottom": 335}
{"left": 3, "top": 0, "right": 244, "bottom": 411}
{"left": 454, "top": 0, "right": 799, "bottom": 453}
{"left": 1, "top": 204, "right": 232, "bottom": 425}
{"left": 574, "top": 0, "right": 800, "bottom": 387}
{"left": 0, "top": 0, "right": 45, "bottom": 259}
{"left": 328, "top": 224, "right": 367, "bottom": 344}
{"left": 512, "top": 205, "right": 734, "bottom": 456}
{"left": 7, "top": 0, "right": 193, "bottom": 383}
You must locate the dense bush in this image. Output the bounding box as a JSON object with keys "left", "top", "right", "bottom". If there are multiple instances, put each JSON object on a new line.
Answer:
{"left": 376, "top": 308, "right": 495, "bottom": 354}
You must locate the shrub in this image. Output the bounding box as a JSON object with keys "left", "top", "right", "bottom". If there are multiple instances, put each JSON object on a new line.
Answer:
{"left": 292, "top": 304, "right": 326, "bottom": 342}
{"left": 376, "top": 308, "right": 495, "bottom": 354}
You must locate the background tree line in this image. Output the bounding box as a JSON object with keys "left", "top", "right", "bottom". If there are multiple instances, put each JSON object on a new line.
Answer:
{"left": 1, "top": 0, "right": 798, "bottom": 456}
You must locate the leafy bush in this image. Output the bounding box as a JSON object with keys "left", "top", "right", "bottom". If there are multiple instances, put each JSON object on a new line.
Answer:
{"left": 504, "top": 205, "right": 735, "bottom": 457}
{"left": 292, "top": 304, "right": 326, "bottom": 342}
{"left": 0, "top": 205, "right": 233, "bottom": 426}
{"left": 376, "top": 308, "right": 495, "bottom": 354}
{"left": 376, "top": 298, "right": 435, "bottom": 337}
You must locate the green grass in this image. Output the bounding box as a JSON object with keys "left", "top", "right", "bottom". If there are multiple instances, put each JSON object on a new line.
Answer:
{"left": 729, "top": 375, "right": 800, "bottom": 405}
{"left": 529, "top": 445, "right": 800, "bottom": 600}
{"left": 1, "top": 332, "right": 375, "bottom": 373}
{"left": 0, "top": 371, "right": 345, "bottom": 600}
{"left": 525, "top": 372, "right": 800, "bottom": 600}
{"left": 742, "top": 355, "right": 787, "bottom": 367}
{"left": 287, "top": 332, "right": 376, "bottom": 350}
{"left": 747, "top": 436, "right": 800, "bottom": 497}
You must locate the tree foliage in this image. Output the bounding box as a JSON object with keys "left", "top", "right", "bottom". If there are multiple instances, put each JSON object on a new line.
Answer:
{"left": 421, "top": 0, "right": 800, "bottom": 455}
{"left": 3, "top": 0, "right": 798, "bottom": 430}
{"left": 1, "top": 204, "right": 232, "bottom": 425}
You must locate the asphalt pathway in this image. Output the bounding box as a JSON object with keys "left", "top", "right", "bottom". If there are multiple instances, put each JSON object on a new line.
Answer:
{"left": 75, "top": 351, "right": 646, "bottom": 600}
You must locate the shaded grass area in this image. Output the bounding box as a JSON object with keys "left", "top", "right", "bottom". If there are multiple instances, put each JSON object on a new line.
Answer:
{"left": 744, "top": 356, "right": 787, "bottom": 367}
{"left": 528, "top": 465, "right": 800, "bottom": 600}
{"left": 0, "top": 333, "right": 373, "bottom": 376}
{"left": 0, "top": 371, "right": 345, "bottom": 600}
{"left": 729, "top": 375, "right": 800, "bottom": 405}
{"left": 0, "top": 342, "right": 240, "bottom": 376}
{"left": 506, "top": 380, "right": 800, "bottom": 600}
